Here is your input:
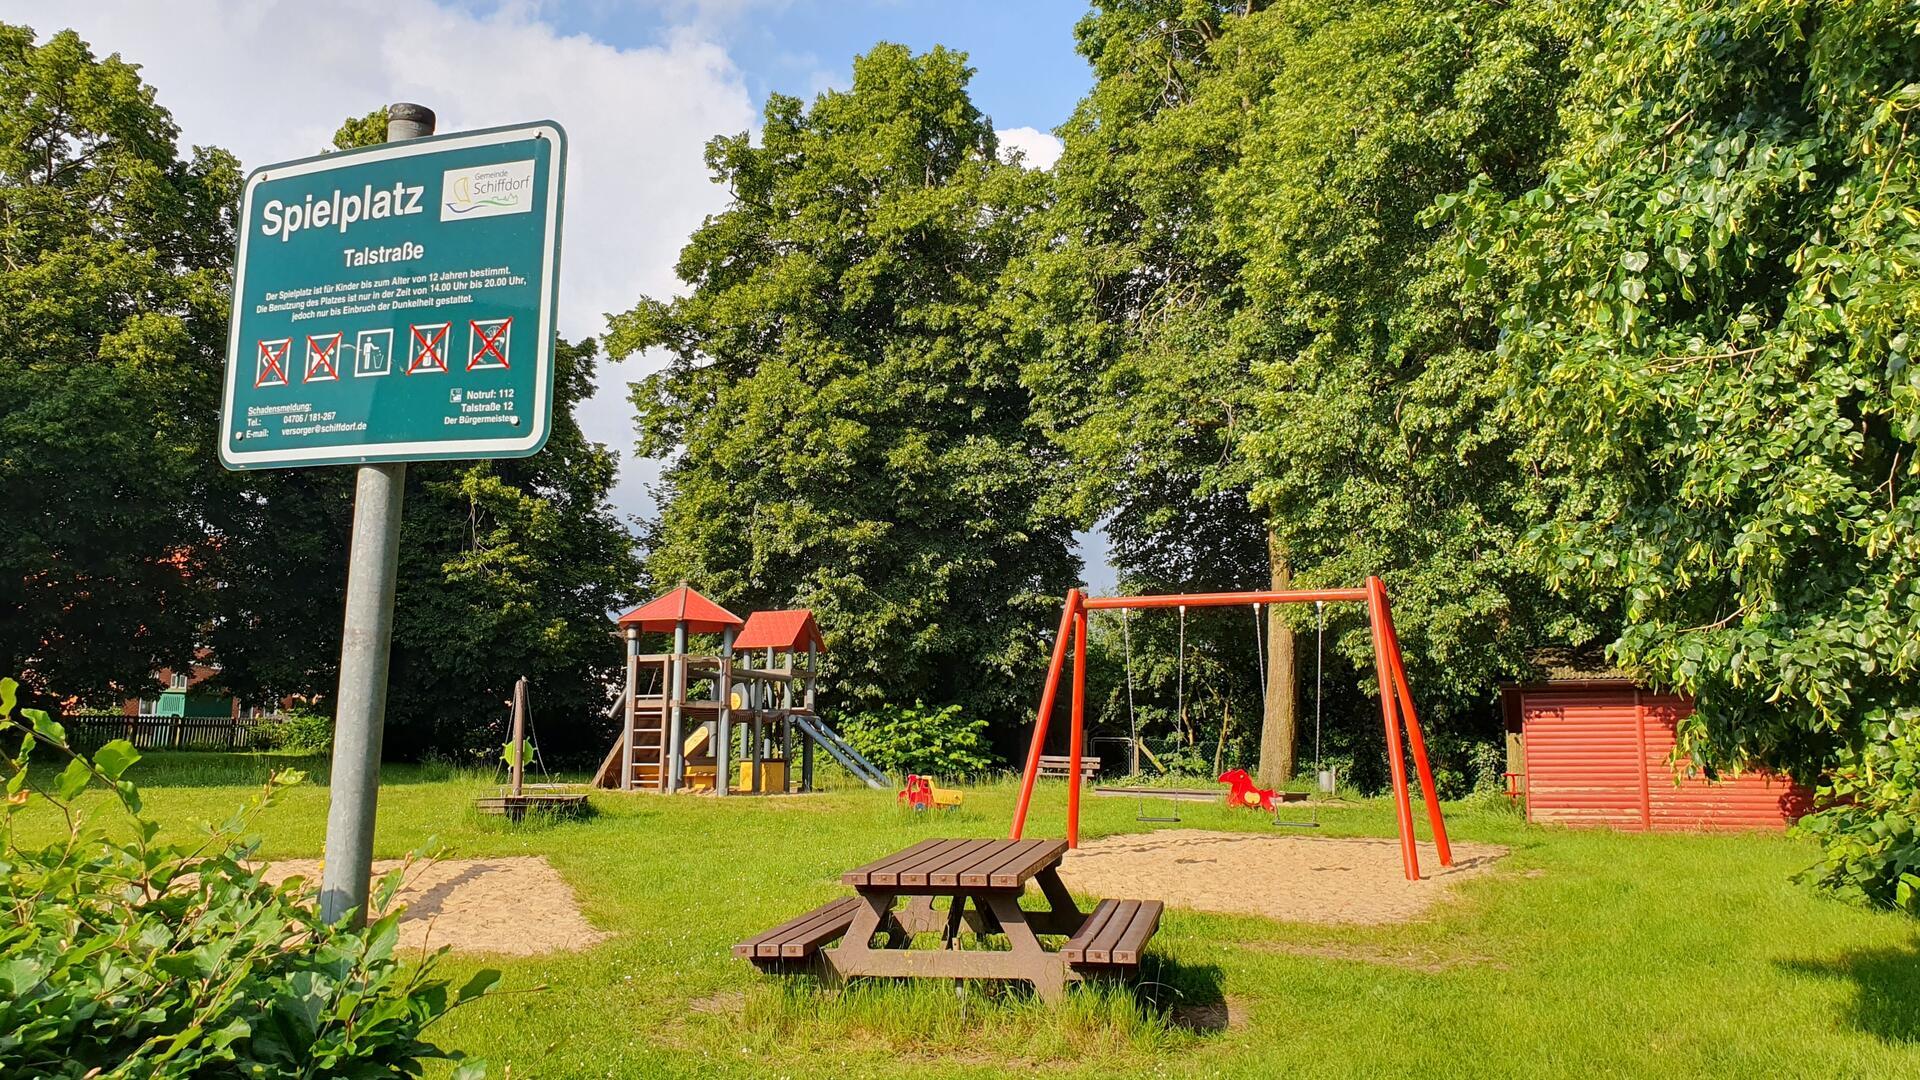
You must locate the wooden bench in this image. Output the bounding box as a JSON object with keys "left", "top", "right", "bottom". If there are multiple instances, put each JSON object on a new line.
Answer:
{"left": 1061, "top": 898, "right": 1163, "bottom": 968}
{"left": 732, "top": 897, "right": 865, "bottom": 968}
{"left": 1037, "top": 755, "right": 1101, "bottom": 782}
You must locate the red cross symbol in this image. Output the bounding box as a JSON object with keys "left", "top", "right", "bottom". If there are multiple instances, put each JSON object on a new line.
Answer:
{"left": 408, "top": 323, "right": 449, "bottom": 374}
{"left": 468, "top": 317, "right": 511, "bottom": 370}
{"left": 304, "top": 333, "right": 341, "bottom": 382}
{"left": 255, "top": 338, "right": 290, "bottom": 388}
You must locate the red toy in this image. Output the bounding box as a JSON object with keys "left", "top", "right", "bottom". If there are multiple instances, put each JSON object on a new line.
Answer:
{"left": 1218, "top": 768, "right": 1277, "bottom": 812}
{"left": 899, "top": 775, "right": 934, "bottom": 810}
{"left": 898, "top": 775, "right": 962, "bottom": 811}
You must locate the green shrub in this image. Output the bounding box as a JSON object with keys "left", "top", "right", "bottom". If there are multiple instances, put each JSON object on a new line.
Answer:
{"left": 838, "top": 701, "right": 997, "bottom": 780}
{"left": 0, "top": 678, "right": 495, "bottom": 1077}
{"left": 252, "top": 706, "right": 334, "bottom": 753}
{"left": 1797, "top": 710, "right": 1920, "bottom": 915}
{"left": 1152, "top": 742, "right": 1212, "bottom": 780}
{"left": 1467, "top": 741, "right": 1507, "bottom": 796}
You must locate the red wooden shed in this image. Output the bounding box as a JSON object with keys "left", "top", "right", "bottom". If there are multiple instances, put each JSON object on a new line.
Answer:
{"left": 1501, "top": 650, "right": 1809, "bottom": 831}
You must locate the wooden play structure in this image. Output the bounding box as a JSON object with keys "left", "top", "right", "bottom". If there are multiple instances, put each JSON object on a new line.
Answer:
{"left": 592, "top": 586, "right": 889, "bottom": 794}
{"left": 1011, "top": 576, "right": 1455, "bottom": 880}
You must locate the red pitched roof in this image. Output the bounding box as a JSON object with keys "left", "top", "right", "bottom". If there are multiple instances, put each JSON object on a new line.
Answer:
{"left": 615, "top": 586, "right": 744, "bottom": 633}
{"left": 734, "top": 609, "right": 827, "bottom": 653}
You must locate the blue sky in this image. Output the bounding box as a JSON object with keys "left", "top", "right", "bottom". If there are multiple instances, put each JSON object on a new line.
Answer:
{"left": 550, "top": 1, "right": 1095, "bottom": 136}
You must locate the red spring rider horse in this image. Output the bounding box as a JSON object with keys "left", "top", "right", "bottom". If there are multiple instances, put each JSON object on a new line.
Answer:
{"left": 1218, "top": 768, "right": 1277, "bottom": 812}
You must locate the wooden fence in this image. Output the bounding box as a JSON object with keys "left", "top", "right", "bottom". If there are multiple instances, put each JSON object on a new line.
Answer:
{"left": 61, "top": 714, "right": 265, "bottom": 754}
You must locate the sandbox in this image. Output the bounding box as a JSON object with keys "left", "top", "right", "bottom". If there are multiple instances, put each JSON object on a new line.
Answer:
{"left": 262, "top": 856, "right": 608, "bottom": 955}
{"left": 1057, "top": 829, "right": 1506, "bottom": 925}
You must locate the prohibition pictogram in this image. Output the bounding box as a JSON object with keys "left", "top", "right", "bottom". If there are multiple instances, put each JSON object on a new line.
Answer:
{"left": 408, "top": 322, "right": 450, "bottom": 374}
{"left": 468, "top": 317, "right": 511, "bottom": 370}
{"left": 304, "top": 332, "right": 342, "bottom": 382}
{"left": 255, "top": 338, "right": 291, "bottom": 388}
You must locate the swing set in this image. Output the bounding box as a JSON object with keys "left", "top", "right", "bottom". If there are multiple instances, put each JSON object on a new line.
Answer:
{"left": 1010, "top": 576, "right": 1454, "bottom": 881}
{"left": 1112, "top": 595, "right": 1329, "bottom": 826}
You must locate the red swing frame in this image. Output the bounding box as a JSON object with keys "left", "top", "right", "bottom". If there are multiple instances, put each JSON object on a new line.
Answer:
{"left": 1009, "top": 575, "right": 1453, "bottom": 880}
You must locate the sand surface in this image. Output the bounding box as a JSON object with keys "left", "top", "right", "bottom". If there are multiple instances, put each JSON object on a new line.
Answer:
{"left": 261, "top": 856, "right": 609, "bottom": 955}
{"left": 1058, "top": 829, "right": 1505, "bottom": 925}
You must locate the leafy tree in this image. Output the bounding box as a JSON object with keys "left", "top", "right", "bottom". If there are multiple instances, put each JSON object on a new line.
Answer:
{"left": 1015, "top": 1, "right": 1600, "bottom": 785}
{"left": 0, "top": 54, "right": 637, "bottom": 763}
{"left": 1007, "top": 1, "right": 1297, "bottom": 782}
{"left": 608, "top": 44, "right": 1079, "bottom": 731}
{"left": 1220, "top": 1, "right": 1600, "bottom": 722}
{"left": 1467, "top": 0, "right": 1920, "bottom": 903}
{"left": 0, "top": 24, "right": 240, "bottom": 702}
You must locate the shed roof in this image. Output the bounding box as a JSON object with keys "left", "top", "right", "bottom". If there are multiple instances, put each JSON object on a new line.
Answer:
{"left": 1514, "top": 646, "right": 1636, "bottom": 686}
{"left": 734, "top": 609, "right": 827, "bottom": 653}
{"left": 615, "top": 586, "right": 744, "bottom": 634}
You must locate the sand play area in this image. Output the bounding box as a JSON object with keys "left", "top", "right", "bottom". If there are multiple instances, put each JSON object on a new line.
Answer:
{"left": 1058, "top": 830, "right": 1506, "bottom": 925}
{"left": 262, "top": 856, "right": 608, "bottom": 956}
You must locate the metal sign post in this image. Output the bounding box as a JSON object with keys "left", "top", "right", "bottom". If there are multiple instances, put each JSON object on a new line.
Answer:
{"left": 218, "top": 103, "right": 566, "bottom": 925}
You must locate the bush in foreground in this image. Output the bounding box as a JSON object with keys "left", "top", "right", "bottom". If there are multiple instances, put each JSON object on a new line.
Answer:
{"left": 0, "top": 678, "right": 495, "bottom": 1077}
{"left": 1798, "top": 711, "right": 1920, "bottom": 915}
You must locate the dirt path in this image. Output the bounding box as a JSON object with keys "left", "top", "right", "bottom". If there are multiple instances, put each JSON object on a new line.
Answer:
{"left": 261, "top": 856, "right": 609, "bottom": 955}
{"left": 1058, "top": 830, "right": 1506, "bottom": 925}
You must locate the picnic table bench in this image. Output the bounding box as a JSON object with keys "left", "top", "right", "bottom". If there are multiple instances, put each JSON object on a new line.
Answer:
{"left": 1036, "top": 755, "right": 1101, "bottom": 782}
{"left": 733, "top": 837, "right": 1161, "bottom": 1001}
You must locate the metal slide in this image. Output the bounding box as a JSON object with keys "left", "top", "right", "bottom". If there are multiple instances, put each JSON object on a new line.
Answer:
{"left": 791, "top": 714, "right": 891, "bottom": 789}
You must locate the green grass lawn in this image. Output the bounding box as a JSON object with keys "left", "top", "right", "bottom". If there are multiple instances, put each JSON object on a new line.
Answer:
{"left": 16, "top": 752, "right": 1920, "bottom": 1078}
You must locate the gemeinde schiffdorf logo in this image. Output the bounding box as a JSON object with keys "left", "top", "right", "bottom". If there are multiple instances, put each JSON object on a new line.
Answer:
{"left": 440, "top": 159, "right": 535, "bottom": 221}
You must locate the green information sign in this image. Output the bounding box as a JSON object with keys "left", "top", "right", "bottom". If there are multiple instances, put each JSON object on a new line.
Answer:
{"left": 219, "top": 121, "right": 566, "bottom": 470}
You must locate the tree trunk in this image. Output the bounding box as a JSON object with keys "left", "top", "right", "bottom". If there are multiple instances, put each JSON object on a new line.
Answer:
{"left": 1257, "top": 528, "right": 1298, "bottom": 786}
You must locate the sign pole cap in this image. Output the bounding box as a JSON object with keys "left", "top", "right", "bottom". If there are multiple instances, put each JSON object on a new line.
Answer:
{"left": 387, "top": 102, "right": 436, "bottom": 128}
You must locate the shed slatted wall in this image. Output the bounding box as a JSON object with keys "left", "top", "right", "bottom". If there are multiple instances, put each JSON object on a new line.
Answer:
{"left": 1638, "top": 695, "right": 1811, "bottom": 830}
{"left": 1522, "top": 690, "right": 1646, "bottom": 828}
{"left": 1522, "top": 689, "right": 1809, "bottom": 831}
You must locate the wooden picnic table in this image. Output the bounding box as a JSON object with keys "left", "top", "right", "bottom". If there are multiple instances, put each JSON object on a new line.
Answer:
{"left": 734, "top": 837, "right": 1163, "bottom": 1002}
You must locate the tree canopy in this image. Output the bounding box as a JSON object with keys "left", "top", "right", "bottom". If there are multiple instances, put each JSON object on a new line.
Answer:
{"left": 0, "top": 48, "right": 638, "bottom": 764}
{"left": 608, "top": 43, "right": 1079, "bottom": 732}
{"left": 0, "top": 26, "right": 240, "bottom": 700}
{"left": 1466, "top": 0, "right": 1920, "bottom": 906}
{"left": 1012, "top": 0, "right": 1606, "bottom": 785}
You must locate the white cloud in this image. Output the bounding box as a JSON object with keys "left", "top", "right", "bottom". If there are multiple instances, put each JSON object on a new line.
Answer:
{"left": 13, "top": 0, "right": 758, "bottom": 522}
{"left": 995, "top": 125, "right": 1063, "bottom": 170}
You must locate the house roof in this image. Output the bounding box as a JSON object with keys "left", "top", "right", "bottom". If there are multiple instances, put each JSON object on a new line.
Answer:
{"left": 734, "top": 609, "right": 827, "bottom": 653}
{"left": 614, "top": 586, "right": 744, "bottom": 634}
